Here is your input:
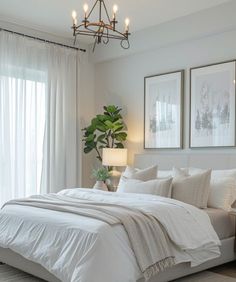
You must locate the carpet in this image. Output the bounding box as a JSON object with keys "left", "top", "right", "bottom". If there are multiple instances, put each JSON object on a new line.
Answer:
{"left": 0, "top": 264, "right": 235, "bottom": 282}
{"left": 176, "top": 270, "right": 236, "bottom": 281}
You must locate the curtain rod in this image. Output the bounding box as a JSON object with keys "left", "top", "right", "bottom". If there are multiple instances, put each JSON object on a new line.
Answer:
{"left": 0, "top": 27, "right": 86, "bottom": 53}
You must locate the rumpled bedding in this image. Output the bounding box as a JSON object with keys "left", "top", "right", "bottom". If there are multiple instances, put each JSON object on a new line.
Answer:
{"left": 0, "top": 188, "right": 221, "bottom": 282}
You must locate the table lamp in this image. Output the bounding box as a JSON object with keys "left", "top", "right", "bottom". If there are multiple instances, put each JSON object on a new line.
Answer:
{"left": 102, "top": 148, "right": 127, "bottom": 191}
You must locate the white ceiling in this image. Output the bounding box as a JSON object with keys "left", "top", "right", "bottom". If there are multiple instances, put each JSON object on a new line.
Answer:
{"left": 0, "top": 0, "right": 232, "bottom": 41}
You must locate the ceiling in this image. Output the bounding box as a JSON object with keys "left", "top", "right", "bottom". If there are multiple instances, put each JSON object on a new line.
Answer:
{"left": 0, "top": 0, "right": 232, "bottom": 41}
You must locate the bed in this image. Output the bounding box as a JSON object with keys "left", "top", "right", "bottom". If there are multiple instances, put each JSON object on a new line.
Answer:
{"left": 0, "top": 152, "right": 235, "bottom": 282}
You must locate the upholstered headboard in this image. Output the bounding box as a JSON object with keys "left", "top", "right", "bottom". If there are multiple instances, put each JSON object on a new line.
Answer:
{"left": 134, "top": 152, "right": 236, "bottom": 170}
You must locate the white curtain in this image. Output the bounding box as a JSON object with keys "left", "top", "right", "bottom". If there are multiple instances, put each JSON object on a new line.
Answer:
{"left": 0, "top": 31, "right": 80, "bottom": 206}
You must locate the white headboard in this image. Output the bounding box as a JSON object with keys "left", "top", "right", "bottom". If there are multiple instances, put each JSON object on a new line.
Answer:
{"left": 134, "top": 152, "right": 236, "bottom": 170}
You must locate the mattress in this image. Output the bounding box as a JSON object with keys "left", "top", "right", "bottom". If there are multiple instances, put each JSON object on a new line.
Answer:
{"left": 205, "top": 208, "right": 235, "bottom": 239}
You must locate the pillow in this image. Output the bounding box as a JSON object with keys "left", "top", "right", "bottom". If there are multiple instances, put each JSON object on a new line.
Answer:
{"left": 208, "top": 177, "right": 236, "bottom": 211}
{"left": 178, "top": 167, "right": 236, "bottom": 210}
{"left": 172, "top": 170, "right": 212, "bottom": 208}
{"left": 158, "top": 170, "right": 172, "bottom": 178}
{"left": 122, "top": 165, "right": 158, "bottom": 181}
{"left": 172, "top": 167, "right": 189, "bottom": 178}
{"left": 188, "top": 168, "right": 236, "bottom": 180}
{"left": 211, "top": 169, "right": 236, "bottom": 180}
{"left": 117, "top": 177, "right": 173, "bottom": 197}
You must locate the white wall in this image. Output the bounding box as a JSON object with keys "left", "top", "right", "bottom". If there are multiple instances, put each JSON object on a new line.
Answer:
{"left": 93, "top": 1, "right": 236, "bottom": 168}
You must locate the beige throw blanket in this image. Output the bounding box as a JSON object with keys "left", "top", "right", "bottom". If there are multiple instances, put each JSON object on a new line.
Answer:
{"left": 4, "top": 194, "right": 175, "bottom": 280}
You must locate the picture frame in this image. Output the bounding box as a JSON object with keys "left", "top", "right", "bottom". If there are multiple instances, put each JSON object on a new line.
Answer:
{"left": 190, "top": 60, "right": 236, "bottom": 148}
{"left": 144, "top": 70, "right": 184, "bottom": 149}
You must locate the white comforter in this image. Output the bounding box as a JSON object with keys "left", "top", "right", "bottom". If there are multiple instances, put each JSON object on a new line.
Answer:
{"left": 0, "top": 189, "right": 221, "bottom": 282}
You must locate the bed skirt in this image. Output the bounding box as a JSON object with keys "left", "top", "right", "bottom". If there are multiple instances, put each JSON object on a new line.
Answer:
{"left": 0, "top": 237, "right": 235, "bottom": 282}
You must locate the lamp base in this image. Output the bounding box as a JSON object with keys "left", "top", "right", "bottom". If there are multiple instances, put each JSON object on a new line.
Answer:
{"left": 107, "top": 168, "right": 121, "bottom": 192}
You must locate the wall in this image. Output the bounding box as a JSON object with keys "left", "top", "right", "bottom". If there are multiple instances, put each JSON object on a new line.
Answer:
{"left": 93, "top": 1, "right": 236, "bottom": 168}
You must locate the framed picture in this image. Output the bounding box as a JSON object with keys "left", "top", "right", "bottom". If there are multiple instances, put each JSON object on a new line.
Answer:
{"left": 190, "top": 60, "right": 236, "bottom": 148}
{"left": 144, "top": 70, "right": 184, "bottom": 149}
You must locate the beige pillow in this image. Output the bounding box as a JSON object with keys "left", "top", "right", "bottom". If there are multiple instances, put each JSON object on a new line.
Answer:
{"left": 117, "top": 177, "right": 173, "bottom": 197}
{"left": 123, "top": 165, "right": 158, "bottom": 181}
{"left": 208, "top": 177, "right": 236, "bottom": 211}
{"left": 172, "top": 170, "right": 212, "bottom": 208}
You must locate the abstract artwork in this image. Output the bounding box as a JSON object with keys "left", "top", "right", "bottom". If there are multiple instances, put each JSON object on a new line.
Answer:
{"left": 190, "top": 61, "right": 236, "bottom": 148}
{"left": 144, "top": 70, "right": 184, "bottom": 149}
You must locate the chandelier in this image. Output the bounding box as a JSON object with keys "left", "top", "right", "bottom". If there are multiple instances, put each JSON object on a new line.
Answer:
{"left": 71, "top": 0, "right": 131, "bottom": 51}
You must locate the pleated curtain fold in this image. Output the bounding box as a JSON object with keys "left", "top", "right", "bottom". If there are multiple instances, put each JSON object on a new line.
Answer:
{"left": 0, "top": 31, "right": 80, "bottom": 206}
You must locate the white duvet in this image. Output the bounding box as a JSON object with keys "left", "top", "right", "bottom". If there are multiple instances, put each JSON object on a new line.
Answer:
{"left": 0, "top": 188, "right": 221, "bottom": 282}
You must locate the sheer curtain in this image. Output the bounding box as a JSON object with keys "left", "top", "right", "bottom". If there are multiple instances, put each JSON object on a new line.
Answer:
{"left": 0, "top": 31, "right": 80, "bottom": 206}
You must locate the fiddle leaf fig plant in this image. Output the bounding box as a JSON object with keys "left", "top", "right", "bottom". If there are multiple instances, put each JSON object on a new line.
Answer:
{"left": 82, "top": 105, "right": 127, "bottom": 162}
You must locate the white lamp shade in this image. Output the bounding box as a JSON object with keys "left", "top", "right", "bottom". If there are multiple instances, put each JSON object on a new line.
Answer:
{"left": 102, "top": 148, "right": 127, "bottom": 167}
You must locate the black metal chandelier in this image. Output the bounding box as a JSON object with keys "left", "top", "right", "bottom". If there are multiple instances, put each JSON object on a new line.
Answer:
{"left": 71, "top": 0, "right": 130, "bottom": 52}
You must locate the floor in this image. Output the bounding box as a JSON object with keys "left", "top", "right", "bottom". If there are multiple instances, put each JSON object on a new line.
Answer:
{"left": 176, "top": 261, "right": 236, "bottom": 281}
{"left": 0, "top": 261, "right": 235, "bottom": 281}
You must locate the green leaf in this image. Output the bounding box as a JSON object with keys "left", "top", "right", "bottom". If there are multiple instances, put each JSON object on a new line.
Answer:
{"left": 86, "top": 125, "right": 96, "bottom": 134}
{"left": 115, "top": 132, "right": 127, "bottom": 141}
{"left": 97, "top": 114, "right": 107, "bottom": 122}
{"left": 84, "top": 146, "right": 93, "bottom": 154}
{"left": 86, "top": 134, "right": 96, "bottom": 142}
{"left": 106, "top": 105, "right": 117, "bottom": 113}
{"left": 96, "top": 124, "right": 107, "bottom": 132}
{"left": 85, "top": 141, "right": 96, "bottom": 148}
{"left": 97, "top": 134, "right": 106, "bottom": 142}
{"left": 115, "top": 143, "right": 124, "bottom": 148}
{"left": 114, "top": 125, "right": 124, "bottom": 132}
{"left": 104, "top": 120, "right": 114, "bottom": 129}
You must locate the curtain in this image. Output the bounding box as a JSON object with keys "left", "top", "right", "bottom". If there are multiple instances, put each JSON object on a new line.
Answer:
{"left": 0, "top": 31, "right": 80, "bottom": 206}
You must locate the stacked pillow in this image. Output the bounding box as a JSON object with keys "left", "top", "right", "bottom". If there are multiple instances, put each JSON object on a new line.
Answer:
{"left": 165, "top": 167, "right": 236, "bottom": 211}
{"left": 171, "top": 168, "right": 212, "bottom": 208}
{"left": 117, "top": 164, "right": 236, "bottom": 211}
{"left": 117, "top": 165, "right": 173, "bottom": 198}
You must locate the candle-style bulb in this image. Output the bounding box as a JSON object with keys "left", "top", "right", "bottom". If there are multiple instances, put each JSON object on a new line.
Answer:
{"left": 125, "top": 18, "right": 130, "bottom": 27}
{"left": 113, "top": 4, "right": 118, "bottom": 14}
{"left": 72, "top": 10, "right": 77, "bottom": 20}
{"left": 83, "top": 3, "right": 89, "bottom": 14}
{"left": 125, "top": 18, "right": 130, "bottom": 32}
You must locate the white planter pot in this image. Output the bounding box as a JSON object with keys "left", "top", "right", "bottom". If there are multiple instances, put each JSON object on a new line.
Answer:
{"left": 93, "top": 181, "right": 108, "bottom": 191}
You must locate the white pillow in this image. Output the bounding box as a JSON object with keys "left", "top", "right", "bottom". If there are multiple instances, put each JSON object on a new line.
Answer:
{"left": 122, "top": 165, "right": 158, "bottom": 181}
{"left": 172, "top": 167, "right": 189, "bottom": 178}
{"left": 172, "top": 170, "right": 212, "bottom": 208}
{"left": 178, "top": 167, "right": 236, "bottom": 210}
{"left": 158, "top": 170, "right": 172, "bottom": 178}
{"left": 211, "top": 169, "right": 236, "bottom": 180}
{"left": 117, "top": 177, "right": 173, "bottom": 197}
{"left": 208, "top": 177, "right": 236, "bottom": 211}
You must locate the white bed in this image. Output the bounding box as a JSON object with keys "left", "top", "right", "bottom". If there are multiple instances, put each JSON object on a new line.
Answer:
{"left": 0, "top": 152, "right": 235, "bottom": 282}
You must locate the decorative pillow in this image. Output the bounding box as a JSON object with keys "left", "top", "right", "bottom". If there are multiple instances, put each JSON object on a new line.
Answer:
{"left": 172, "top": 170, "right": 212, "bottom": 208}
{"left": 122, "top": 165, "right": 158, "bottom": 181}
{"left": 208, "top": 177, "right": 236, "bottom": 211}
{"left": 117, "top": 177, "right": 173, "bottom": 197}
{"left": 176, "top": 167, "right": 236, "bottom": 210}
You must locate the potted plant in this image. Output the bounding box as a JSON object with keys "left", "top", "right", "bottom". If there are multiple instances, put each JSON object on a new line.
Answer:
{"left": 92, "top": 167, "right": 110, "bottom": 191}
{"left": 82, "top": 105, "right": 127, "bottom": 164}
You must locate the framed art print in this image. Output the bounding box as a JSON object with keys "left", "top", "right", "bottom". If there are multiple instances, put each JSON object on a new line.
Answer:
{"left": 144, "top": 70, "right": 184, "bottom": 149}
{"left": 190, "top": 60, "right": 236, "bottom": 148}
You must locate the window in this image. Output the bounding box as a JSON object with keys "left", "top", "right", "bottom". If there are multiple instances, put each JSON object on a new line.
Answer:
{"left": 0, "top": 68, "right": 46, "bottom": 205}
